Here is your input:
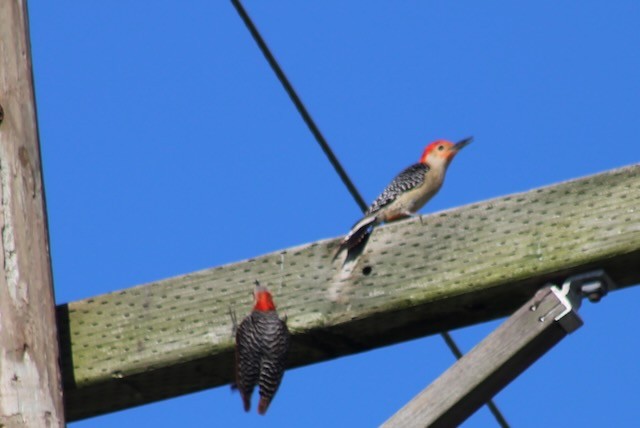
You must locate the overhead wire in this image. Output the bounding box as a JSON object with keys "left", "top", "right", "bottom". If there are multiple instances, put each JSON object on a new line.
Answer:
{"left": 230, "top": 1, "right": 509, "bottom": 426}
{"left": 440, "top": 331, "right": 509, "bottom": 427}
{"left": 231, "top": 0, "right": 367, "bottom": 212}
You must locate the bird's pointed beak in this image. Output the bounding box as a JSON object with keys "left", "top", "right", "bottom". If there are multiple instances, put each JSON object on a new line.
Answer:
{"left": 454, "top": 136, "right": 473, "bottom": 151}
{"left": 254, "top": 280, "right": 268, "bottom": 295}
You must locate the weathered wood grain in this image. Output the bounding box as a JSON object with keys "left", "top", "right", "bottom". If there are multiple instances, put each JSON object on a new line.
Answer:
{"left": 0, "top": 1, "right": 66, "bottom": 425}
{"left": 382, "top": 286, "right": 580, "bottom": 427}
{"left": 59, "top": 164, "right": 640, "bottom": 420}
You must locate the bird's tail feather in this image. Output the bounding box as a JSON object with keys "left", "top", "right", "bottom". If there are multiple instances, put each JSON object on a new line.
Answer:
{"left": 257, "top": 397, "right": 270, "bottom": 415}
{"left": 333, "top": 215, "right": 378, "bottom": 260}
{"left": 242, "top": 394, "right": 251, "bottom": 412}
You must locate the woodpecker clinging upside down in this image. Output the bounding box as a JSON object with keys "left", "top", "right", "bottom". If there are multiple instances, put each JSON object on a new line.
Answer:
{"left": 234, "top": 281, "right": 290, "bottom": 415}
{"left": 335, "top": 137, "right": 472, "bottom": 257}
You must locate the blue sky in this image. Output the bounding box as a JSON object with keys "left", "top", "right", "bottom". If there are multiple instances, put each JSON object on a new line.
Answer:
{"left": 28, "top": 1, "right": 640, "bottom": 426}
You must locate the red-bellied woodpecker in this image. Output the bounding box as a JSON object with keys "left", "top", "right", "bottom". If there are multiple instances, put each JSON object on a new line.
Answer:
{"left": 234, "top": 281, "right": 290, "bottom": 415}
{"left": 335, "top": 137, "right": 472, "bottom": 257}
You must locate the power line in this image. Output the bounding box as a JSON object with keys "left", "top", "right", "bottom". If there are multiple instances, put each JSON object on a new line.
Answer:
{"left": 230, "top": 2, "right": 508, "bottom": 426}
{"left": 231, "top": 0, "right": 367, "bottom": 213}
{"left": 441, "top": 331, "right": 510, "bottom": 428}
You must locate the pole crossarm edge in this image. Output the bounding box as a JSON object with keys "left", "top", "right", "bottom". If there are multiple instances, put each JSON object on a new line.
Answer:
{"left": 59, "top": 163, "right": 640, "bottom": 421}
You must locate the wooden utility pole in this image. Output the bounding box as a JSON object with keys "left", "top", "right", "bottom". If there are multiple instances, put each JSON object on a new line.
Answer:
{"left": 0, "top": 1, "right": 66, "bottom": 426}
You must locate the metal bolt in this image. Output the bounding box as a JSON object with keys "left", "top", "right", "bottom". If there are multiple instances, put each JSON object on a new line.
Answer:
{"left": 580, "top": 280, "right": 607, "bottom": 303}
{"left": 585, "top": 292, "right": 604, "bottom": 303}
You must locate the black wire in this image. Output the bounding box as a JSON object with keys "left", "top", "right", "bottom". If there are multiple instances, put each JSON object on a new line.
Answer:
{"left": 230, "top": 2, "right": 508, "bottom": 426}
{"left": 441, "top": 331, "right": 510, "bottom": 428}
{"left": 230, "top": 0, "right": 367, "bottom": 213}
{"left": 440, "top": 331, "right": 464, "bottom": 360}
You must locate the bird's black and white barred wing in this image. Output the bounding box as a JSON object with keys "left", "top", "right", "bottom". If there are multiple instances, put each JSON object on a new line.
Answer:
{"left": 256, "top": 312, "right": 290, "bottom": 414}
{"left": 366, "top": 163, "right": 429, "bottom": 215}
{"left": 235, "top": 315, "right": 261, "bottom": 411}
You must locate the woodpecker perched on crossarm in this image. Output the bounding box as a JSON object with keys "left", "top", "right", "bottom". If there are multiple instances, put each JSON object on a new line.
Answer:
{"left": 233, "top": 281, "right": 290, "bottom": 415}
{"left": 335, "top": 137, "right": 472, "bottom": 257}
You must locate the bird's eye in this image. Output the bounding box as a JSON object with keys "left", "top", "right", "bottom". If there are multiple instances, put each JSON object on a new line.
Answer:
{"left": 438, "top": 145, "right": 445, "bottom": 151}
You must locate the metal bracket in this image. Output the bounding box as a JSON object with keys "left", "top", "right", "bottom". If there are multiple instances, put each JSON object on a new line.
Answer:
{"left": 549, "top": 269, "right": 615, "bottom": 332}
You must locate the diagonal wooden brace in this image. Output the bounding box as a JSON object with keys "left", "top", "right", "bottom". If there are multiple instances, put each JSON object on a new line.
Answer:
{"left": 382, "top": 270, "right": 613, "bottom": 428}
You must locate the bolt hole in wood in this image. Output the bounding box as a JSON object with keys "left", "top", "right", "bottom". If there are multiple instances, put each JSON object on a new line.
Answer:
{"left": 362, "top": 266, "right": 373, "bottom": 276}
